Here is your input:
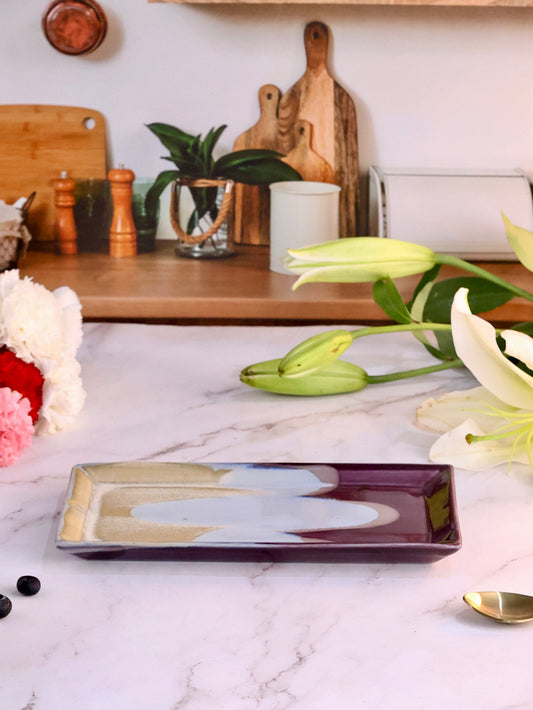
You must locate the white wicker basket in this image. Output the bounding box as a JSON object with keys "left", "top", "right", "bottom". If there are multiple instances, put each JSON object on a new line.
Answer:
{"left": 0, "top": 194, "right": 33, "bottom": 272}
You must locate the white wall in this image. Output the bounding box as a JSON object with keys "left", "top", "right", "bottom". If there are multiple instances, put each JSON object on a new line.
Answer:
{"left": 2, "top": 0, "right": 533, "bottom": 236}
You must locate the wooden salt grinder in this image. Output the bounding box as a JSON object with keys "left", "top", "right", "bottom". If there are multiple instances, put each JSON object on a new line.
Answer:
{"left": 108, "top": 166, "right": 137, "bottom": 257}
{"left": 52, "top": 171, "right": 77, "bottom": 254}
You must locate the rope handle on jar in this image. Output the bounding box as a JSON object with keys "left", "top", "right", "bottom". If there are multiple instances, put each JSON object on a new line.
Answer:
{"left": 170, "top": 178, "right": 234, "bottom": 245}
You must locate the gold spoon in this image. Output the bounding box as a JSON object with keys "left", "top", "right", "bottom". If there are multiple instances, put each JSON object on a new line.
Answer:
{"left": 463, "top": 591, "right": 533, "bottom": 624}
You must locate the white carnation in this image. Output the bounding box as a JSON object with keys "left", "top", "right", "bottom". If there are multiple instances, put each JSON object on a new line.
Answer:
{"left": 0, "top": 268, "right": 20, "bottom": 299}
{"left": 36, "top": 357, "right": 86, "bottom": 435}
{"left": 0, "top": 270, "right": 83, "bottom": 365}
{"left": 0, "top": 274, "right": 64, "bottom": 363}
{"left": 53, "top": 286, "right": 83, "bottom": 357}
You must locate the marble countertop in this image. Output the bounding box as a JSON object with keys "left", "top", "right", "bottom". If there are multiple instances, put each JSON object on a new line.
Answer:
{"left": 2, "top": 323, "right": 533, "bottom": 710}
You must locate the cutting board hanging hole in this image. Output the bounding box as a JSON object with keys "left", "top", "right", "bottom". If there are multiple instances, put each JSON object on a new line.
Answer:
{"left": 83, "top": 117, "right": 96, "bottom": 130}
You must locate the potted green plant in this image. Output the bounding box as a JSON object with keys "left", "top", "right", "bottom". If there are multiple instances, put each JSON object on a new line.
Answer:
{"left": 146, "top": 122, "right": 301, "bottom": 258}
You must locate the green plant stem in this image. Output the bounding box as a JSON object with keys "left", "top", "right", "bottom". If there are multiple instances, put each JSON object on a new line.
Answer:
{"left": 436, "top": 253, "right": 533, "bottom": 304}
{"left": 367, "top": 358, "right": 463, "bottom": 384}
{"left": 348, "top": 322, "right": 452, "bottom": 340}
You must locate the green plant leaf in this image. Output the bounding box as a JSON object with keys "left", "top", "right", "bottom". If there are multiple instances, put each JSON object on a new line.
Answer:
{"left": 220, "top": 158, "right": 302, "bottom": 185}
{"left": 433, "top": 330, "right": 457, "bottom": 359}
{"left": 423, "top": 276, "right": 514, "bottom": 324}
{"left": 162, "top": 155, "right": 205, "bottom": 177}
{"left": 372, "top": 277, "right": 412, "bottom": 324}
{"left": 146, "top": 123, "right": 196, "bottom": 154}
{"left": 408, "top": 264, "right": 441, "bottom": 309}
{"left": 145, "top": 170, "right": 180, "bottom": 215}
{"left": 200, "top": 125, "right": 227, "bottom": 168}
{"left": 214, "top": 149, "right": 284, "bottom": 175}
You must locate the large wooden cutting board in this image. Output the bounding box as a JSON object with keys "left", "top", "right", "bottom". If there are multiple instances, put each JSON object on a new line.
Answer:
{"left": 278, "top": 22, "right": 360, "bottom": 238}
{"left": 0, "top": 105, "right": 107, "bottom": 244}
{"left": 233, "top": 85, "right": 281, "bottom": 245}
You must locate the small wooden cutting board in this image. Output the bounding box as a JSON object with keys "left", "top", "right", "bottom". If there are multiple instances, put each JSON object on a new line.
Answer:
{"left": 233, "top": 85, "right": 281, "bottom": 245}
{"left": 283, "top": 120, "right": 335, "bottom": 183}
{"left": 0, "top": 105, "right": 107, "bottom": 244}
{"left": 278, "top": 22, "right": 360, "bottom": 238}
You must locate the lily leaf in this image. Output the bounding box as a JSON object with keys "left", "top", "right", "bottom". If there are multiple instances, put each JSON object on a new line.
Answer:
{"left": 408, "top": 264, "right": 441, "bottom": 309}
{"left": 423, "top": 276, "right": 513, "bottom": 324}
{"left": 433, "top": 330, "right": 457, "bottom": 360}
{"left": 372, "top": 277, "right": 412, "bottom": 324}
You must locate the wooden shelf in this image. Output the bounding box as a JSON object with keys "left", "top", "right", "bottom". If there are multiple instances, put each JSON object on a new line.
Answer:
{"left": 18, "top": 240, "right": 533, "bottom": 324}
{"left": 149, "top": 0, "right": 533, "bottom": 6}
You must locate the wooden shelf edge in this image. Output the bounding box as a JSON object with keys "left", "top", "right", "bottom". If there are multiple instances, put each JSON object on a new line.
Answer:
{"left": 19, "top": 242, "right": 533, "bottom": 325}
{"left": 149, "top": 0, "right": 533, "bottom": 6}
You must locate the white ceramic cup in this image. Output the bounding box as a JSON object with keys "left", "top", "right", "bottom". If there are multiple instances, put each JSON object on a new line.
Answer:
{"left": 269, "top": 181, "right": 341, "bottom": 274}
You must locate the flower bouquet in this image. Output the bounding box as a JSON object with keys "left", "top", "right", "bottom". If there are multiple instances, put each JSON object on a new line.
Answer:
{"left": 0, "top": 270, "right": 85, "bottom": 466}
{"left": 240, "top": 214, "right": 533, "bottom": 471}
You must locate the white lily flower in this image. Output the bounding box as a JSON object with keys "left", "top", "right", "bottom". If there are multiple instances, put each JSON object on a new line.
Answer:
{"left": 417, "top": 287, "right": 533, "bottom": 470}
{"left": 502, "top": 213, "right": 533, "bottom": 272}
{"left": 285, "top": 238, "right": 436, "bottom": 290}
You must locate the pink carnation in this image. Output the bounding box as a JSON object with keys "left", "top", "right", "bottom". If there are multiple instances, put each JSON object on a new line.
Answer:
{"left": 0, "top": 387, "right": 34, "bottom": 466}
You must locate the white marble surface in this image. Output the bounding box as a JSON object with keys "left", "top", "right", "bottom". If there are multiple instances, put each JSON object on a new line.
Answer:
{"left": 2, "top": 323, "right": 533, "bottom": 710}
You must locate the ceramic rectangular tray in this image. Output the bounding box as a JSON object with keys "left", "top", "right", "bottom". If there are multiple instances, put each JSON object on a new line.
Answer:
{"left": 56, "top": 462, "right": 461, "bottom": 563}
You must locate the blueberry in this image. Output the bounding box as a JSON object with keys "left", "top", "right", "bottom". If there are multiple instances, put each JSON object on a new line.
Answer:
{"left": 0, "top": 594, "right": 12, "bottom": 619}
{"left": 16, "top": 575, "right": 41, "bottom": 596}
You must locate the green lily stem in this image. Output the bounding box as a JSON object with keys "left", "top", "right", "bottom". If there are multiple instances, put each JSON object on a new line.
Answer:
{"left": 367, "top": 358, "right": 463, "bottom": 385}
{"left": 436, "top": 253, "right": 533, "bottom": 304}
{"left": 348, "top": 322, "right": 452, "bottom": 340}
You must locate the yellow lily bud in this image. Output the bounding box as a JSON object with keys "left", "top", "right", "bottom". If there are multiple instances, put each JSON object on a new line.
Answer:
{"left": 502, "top": 213, "right": 533, "bottom": 272}
{"left": 278, "top": 330, "right": 353, "bottom": 378}
{"left": 240, "top": 358, "right": 367, "bottom": 396}
{"left": 285, "top": 237, "right": 436, "bottom": 290}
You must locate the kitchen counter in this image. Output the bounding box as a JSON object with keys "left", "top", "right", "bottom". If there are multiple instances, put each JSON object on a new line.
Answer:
{"left": 2, "top": 322, "right": 533, "bottom": 709}
{"left": 19, "top": 241, "right": 533, "bottom": 324}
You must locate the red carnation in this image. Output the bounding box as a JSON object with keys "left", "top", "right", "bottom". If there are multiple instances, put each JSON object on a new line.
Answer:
{"left": 0, "top": 347, "right": 44, "bottom": 423}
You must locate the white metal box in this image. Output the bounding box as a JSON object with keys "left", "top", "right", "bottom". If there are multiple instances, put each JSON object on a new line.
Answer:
{"left": 368, "top": 167, "right": 533, "bottom": 260}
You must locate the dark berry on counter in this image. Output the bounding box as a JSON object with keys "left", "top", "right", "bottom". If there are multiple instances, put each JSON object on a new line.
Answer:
{"left": 16, "top": 575, "right": 41, "bottom": 596}
{"left": 0, "top": 595, "right": 12, "bottom": 619}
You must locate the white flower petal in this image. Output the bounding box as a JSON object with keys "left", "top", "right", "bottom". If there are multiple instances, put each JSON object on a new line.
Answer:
{"left": 451, "top": 288, "right": 533, "bottom": 409}
{"left": 36, "top": 358, "right": 86, "bottom": 435}
{"left": 502, "top": 213, "right": 533, "bottom": 272}
{"left": 416, "top": 386, "right": 516, "bottom": 434}
{"left": 428, "top": 419, "right": 531, "bottom": 471}
{"left": 54, "top": 286, "right": 83, "bottom": 357}
{"left": 0, "top": 268, "right": 20, "bottom": 299}
{"left": 501, "top": 329, "right": 533, "bottom": 371}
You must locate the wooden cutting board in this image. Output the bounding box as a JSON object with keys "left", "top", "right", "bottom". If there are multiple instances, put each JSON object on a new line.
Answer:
{"left": 0, "top": 105, "right": 107, "bottom": 244}
{"left": 283, "top": 120, "right": 335, "bottom": 183}
{"left": 233, "top": 85, "right": 281, "bottom": 245}
{"left": 277, "top": 22, "right": 360, "bottom": 238}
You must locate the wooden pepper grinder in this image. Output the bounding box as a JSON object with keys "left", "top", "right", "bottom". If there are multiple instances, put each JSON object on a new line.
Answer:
{"left": 52, "top": 171, "right": 77, "bottom": 254}
{"left": 108, "top": 165, "right": 137, "bottom": 257}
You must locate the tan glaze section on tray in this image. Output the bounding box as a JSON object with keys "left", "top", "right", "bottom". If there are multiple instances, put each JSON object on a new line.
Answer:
{"left": 94, "top": 485, "right": 252, "bottom": 544}
{"left": 20, "top": 242, "right": 533, "bottom": 325}
{"left": 60, "top": 463, "right": 260, "bottom": 544}
{"left": 59, "top": 463, "right": 236, "bottom": 542}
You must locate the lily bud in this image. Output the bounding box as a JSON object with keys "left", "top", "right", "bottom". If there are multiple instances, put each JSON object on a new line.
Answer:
{"left": 285, "top": 237, "right": 436, "bottom": 290}
{"left": 502, "top": 213, "right": 533, "bottom": 272}
{"left": 278, "top": 329, "right": 353, "bottom": 378}
{"left": 240, "top": 358, "right": 368, "bottom": 396}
